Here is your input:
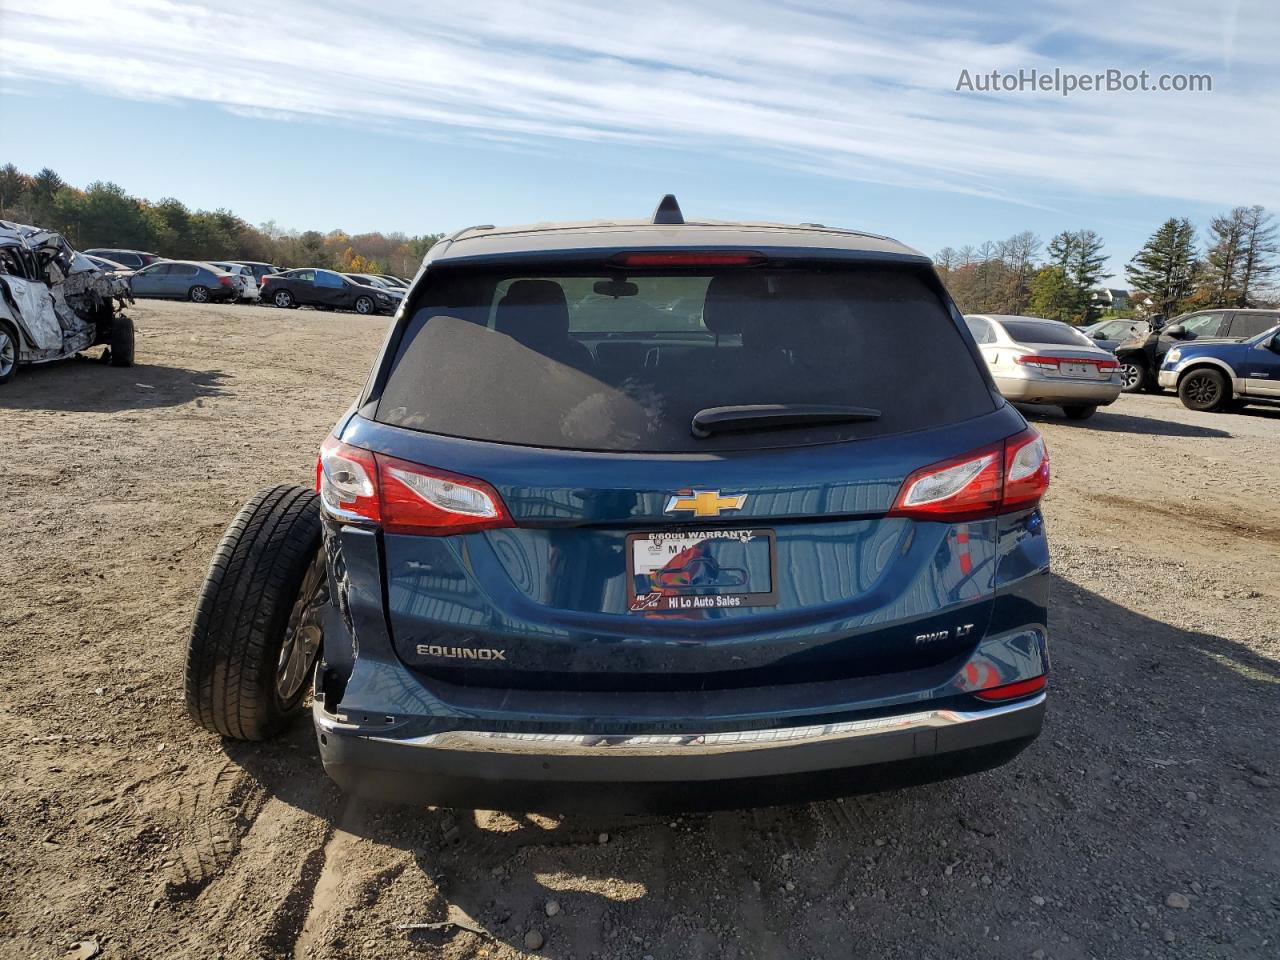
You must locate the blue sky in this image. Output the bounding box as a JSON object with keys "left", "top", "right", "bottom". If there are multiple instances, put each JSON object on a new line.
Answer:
{"left": 2, "top": 0, "right": 1277, "bottom": 282}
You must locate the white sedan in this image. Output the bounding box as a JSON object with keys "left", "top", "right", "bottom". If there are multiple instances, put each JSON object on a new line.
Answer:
{"left": 964, "top": 314, "right": 1122, "bottom": 420}
{"left": 207, "top": 261, "right": 260, "bottom": 302}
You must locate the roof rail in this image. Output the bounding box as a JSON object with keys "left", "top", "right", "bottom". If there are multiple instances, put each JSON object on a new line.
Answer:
{"left": 446, "top": 223, "right": 493, "bottom": 241}
{"left": 651, "top": 194, "right": 684, "bottom": 225}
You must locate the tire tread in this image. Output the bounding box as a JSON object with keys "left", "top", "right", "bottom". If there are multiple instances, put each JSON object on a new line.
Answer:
{"left": 184, "top": 485, "right": 321, "bottom": 740}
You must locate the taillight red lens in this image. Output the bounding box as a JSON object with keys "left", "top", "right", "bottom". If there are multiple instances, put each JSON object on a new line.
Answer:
{"left": 218, "top": 276, "right": 232, "bottom": 286}
{"left": 1014, "top": 355, "right": 1059, "bottom": 370}
{"left": 1016, "top": 355, "right": 1117, "bottom": 372}
{"left": 374, "top": 453, "right": 511, "bottom": 535}
{"left": 888, "top": 443, "right": 1003, "bottom": 521}
{"left": 315, "top": 437, "right": 512, "bottom": 536}
{"left": 889, "top": 428, "right": 1049, "bottom": 522}
{"left": 974, "top": 675, "right": 1047, "bottom": 702}
{"left": 610, "top": 252, "right": 766, "bottom": 268}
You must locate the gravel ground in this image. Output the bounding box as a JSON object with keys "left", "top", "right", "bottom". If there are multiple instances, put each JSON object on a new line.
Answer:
{"left": 1, "top": 300, "right": 1277, "bottom": 960}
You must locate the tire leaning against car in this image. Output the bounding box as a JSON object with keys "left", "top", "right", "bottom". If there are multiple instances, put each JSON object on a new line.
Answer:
{"left": 108, "top": 314, "right": 135, "bottom": 367}
{"left": 185, "top": 485, "right": 326, "bottom": 741}
{"left": 1177, "top": 367, "right": 1230, "bottom": 412}
{"left": 0, "top": 319, "right": 19, "bottom": 385}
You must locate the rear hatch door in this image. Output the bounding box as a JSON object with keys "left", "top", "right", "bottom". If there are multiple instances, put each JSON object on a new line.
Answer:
{"left": 356, "top": 257, "right": 1014, "bottom": 691}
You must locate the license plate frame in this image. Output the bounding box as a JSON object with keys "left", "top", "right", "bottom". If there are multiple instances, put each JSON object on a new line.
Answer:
{"left": 1061, "top": 361, "right": 1096, "bottom": 378}
{"left": 626, "top": 527, "right": 778, "bottom": 613}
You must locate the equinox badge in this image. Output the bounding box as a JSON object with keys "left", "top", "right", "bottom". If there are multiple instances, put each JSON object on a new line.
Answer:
{"left": 664, "top": 489, "right": 748, "bottom": 518}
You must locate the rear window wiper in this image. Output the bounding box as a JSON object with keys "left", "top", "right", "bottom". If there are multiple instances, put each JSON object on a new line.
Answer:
{"left": 691, "top": 403, "right": 881, "bottom": 438}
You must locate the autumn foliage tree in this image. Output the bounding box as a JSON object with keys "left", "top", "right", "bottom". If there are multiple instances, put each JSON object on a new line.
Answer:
{"left": 0, "top": 161, "right": 441, "bottom": 276}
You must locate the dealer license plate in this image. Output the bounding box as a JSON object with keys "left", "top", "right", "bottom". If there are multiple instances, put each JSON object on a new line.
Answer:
{"left": 626, "top": 528, "right": 777, "bottom": 612}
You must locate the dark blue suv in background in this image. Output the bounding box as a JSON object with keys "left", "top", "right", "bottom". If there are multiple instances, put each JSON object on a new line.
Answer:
{"left": 185, "top": 198, "right": 1052, "bottom": 813}
{"left": 1159, "top": 322, "right": 1280, "bottom": 412}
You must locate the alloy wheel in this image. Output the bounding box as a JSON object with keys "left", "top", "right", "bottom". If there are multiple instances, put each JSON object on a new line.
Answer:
{"left": 1184, "top": 374, "right": 1220, "bottom": 406}
{"left": 275, "top": 551, "right": 327, "bottom": 706}
{"left": 0, "top": 330, "right": 15, "bottom": 378}
{"left": 1121, "top": 363, "right": 1141, "bottom": 389}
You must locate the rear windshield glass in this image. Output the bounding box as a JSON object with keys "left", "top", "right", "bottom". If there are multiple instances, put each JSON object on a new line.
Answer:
{"left": 375, "top": 265, "right": 995, "bottom": 452}
{"left": 1002, "top": 320, "right": 1093, "bottom": 347}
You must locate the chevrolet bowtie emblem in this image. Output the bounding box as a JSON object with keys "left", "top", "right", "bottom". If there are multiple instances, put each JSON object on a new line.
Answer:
{"left": 664, "top": 489, "right": 748, "bottom": 518}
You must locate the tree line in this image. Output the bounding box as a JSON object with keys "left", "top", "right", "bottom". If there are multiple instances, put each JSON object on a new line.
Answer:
{"left": 936, "top": 206, "right": 1278, "bottom": 324}
{"left": 0, "top": 163, "right": 444, "bottom": 277}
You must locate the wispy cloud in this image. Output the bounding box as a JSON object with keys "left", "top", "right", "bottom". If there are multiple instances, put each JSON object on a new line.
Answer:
{"left": 2, "top": 0, "right": 1275, "bottom": 208}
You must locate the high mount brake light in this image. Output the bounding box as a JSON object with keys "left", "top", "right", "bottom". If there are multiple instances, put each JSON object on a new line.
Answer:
{"left": 610, "top": 252, "right": 766, "bottom": 268}
{"left": 889, "top": 428, "right": 1049, "bottom": 522}
{"left": 316, "top": 437, "right": 513, "bottom": 536}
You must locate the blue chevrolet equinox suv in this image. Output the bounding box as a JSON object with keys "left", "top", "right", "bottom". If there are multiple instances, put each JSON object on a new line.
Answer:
{"left": 184, "top": 197, "right": 1052, "bottom": 813}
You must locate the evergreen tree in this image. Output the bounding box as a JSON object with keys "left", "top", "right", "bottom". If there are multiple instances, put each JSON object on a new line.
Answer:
{"left": 1126, "top": 218, "right": 1199, "bottom": 317}
{"left": 30, "top": 167, "right": 66, "bottom": 224}
{"left": 1046, "top": 230, "right": 1106, "bottom": 322}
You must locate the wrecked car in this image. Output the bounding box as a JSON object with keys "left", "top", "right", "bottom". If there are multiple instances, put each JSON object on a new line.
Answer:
{"left": 0, "top": 221, "right": 135, "bottom": 385}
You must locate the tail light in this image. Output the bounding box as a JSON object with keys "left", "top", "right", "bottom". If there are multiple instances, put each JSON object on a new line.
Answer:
{"left": 889, "top": 428, "right": 1049, "bottom": 522}
{"left": 1014, "top": 355, "right": 1060, "bottom": 370}
{"left": 974, "top": 675, "right": 1047, "bottom": 702}
{"left": 1015, "top": 355, "right": 1119, "bottom": 372}
{"left": 218, "top": 276, "right": 232, "bottom": 286}
{"left": 316, "top": 437, "right": 512, "bottom": 536}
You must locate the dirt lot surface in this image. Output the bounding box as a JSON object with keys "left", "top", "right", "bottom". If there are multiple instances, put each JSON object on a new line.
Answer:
{"left": 2, "top": 300, "right": 1278, "bottom": 960}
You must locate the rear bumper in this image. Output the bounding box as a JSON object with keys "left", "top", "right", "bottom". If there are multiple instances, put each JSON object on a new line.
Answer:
{"left": 994, "top": 375, "right": 1121, "bottom": 406}
{"left": 314, "top": 693, "right": 1045, "bottom": 813}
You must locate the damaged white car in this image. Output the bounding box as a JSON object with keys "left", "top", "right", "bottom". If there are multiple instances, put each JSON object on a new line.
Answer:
{"left": 0, "top": 221, "right": 135, "bottom": 385}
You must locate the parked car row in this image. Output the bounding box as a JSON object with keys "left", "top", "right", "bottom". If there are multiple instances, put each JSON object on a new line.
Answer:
{"left": 968, "top": 308, "right": 1280, "bottom": 418}
{"left": 81, "top": 246, "right": 411, "bottom": 314}
{"left": 1114, "top": 308, "right": 1280, "bottom": 393}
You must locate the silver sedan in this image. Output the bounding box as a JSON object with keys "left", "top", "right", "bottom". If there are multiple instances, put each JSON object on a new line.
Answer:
{"left": 964, "top": 314, "right": 1122, "bottom": 420}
